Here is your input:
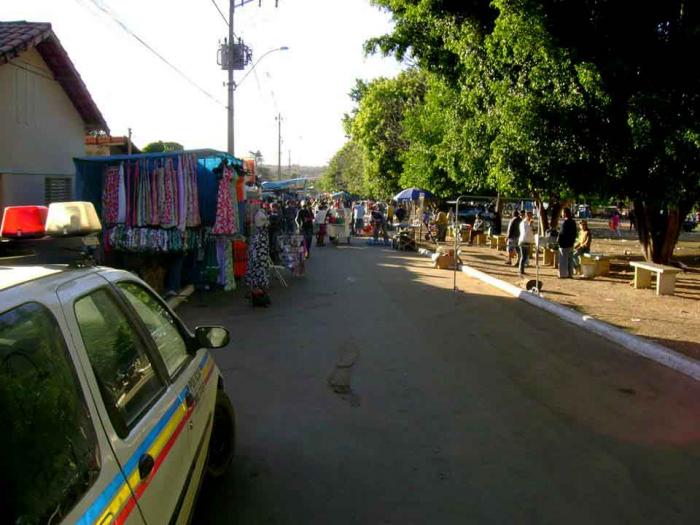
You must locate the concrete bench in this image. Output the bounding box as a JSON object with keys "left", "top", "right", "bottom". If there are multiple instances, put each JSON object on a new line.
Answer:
{"left": 489, "top": 234, "right": 507, "bottom": 251}
{"left": 583, "top": 252, "right": 612, "bottom": 276}
{"left": 629, "top": 261, "right": 682, "bottom": 296}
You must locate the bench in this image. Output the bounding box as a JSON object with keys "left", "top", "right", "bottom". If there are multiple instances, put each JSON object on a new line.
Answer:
{"left": 583, "top": 252, "right": 612, "bottom": 276}
{"left": 629, "top": 261, "right": 682, "bottom": 296}
{"left": 489, "top": 234, "right": 507, "bottom": 251}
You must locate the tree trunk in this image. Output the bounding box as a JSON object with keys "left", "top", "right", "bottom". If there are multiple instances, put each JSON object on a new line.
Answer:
{"left": 633, "top": 199, "right": 689, "bottom": 264}
{"left": 533, "top": 192, "right": 548, "bottom": 236}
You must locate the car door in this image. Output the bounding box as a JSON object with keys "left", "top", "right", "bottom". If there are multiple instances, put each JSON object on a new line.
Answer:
{"left": 110, "top": 278, "right": 217, "bottom": 522}
{"left": 0, "top": 297, "right": 144, "bottom": 525}
{"left": 58, "top": 273, "right": 193, "bottom": 524}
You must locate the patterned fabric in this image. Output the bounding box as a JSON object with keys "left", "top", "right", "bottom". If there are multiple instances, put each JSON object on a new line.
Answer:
{"left": 245, "top": 226, "right": 270, "bottom": 290}
{"left": 212, "top": 167, "right": 236, "bottom": 235}
{"left": 102, "top": 166, "right": 120, "bottom": 225}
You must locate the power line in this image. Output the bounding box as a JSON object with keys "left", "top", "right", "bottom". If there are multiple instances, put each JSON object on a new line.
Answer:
{"left": 81, "top": 0, "right": 226, "bottom": 107}
{"left": 209, "top": 0, "right": 229, "bottom": 26}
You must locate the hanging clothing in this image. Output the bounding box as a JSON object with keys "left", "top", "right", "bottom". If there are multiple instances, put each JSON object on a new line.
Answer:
{"left": 212, "top": 167, "right": 236, "bottom": 235}
{"left": 102, "top": 166, "right": 120, "bottom": 225}
{"left": 245, "top": 225, "right": 270, "bottom": 291}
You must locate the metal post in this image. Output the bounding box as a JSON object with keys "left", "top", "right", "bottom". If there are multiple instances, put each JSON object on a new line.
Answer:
{"left": 453, "top": 196, "right": 463, "bottom": 292}
{"left": 277, "top": 113, "right": 282, "bottom": 180}
{"left": 127, "top": 127, "right": 132, "bottom": 155}
{"left": 227, "top": 0, "right": 235, "bottom": 155}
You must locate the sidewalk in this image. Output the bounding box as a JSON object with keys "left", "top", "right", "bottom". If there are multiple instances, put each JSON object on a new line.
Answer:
{"left": 419, "top": 222, "right": 700, "bottom": 361}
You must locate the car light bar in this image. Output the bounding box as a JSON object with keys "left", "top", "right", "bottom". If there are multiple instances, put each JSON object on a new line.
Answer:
{"left": 0, "top": 206, "right": 49, "bottom": 238}
{"left": 45, "top": 201, "right": 102, "bottom": 237}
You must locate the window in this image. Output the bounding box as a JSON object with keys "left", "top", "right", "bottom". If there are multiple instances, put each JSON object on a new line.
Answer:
{"left": 118, "top": 282, "right": 190, "bottom": 377}
{"left": 0, "top": 302, "right": 100, "bottom": 523}
{"left": 75, "top": 289, "right": 163, "bottom": 436}
{"left": 45, "top": 177, "right": 73, "bottom": 204}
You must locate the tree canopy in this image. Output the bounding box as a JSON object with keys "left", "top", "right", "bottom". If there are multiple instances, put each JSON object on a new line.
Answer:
{"left": 141, "top": 141, "right": 184, "bottom": 153}
{"left": 330, "top": 0, "right": 700, "bottom": 261}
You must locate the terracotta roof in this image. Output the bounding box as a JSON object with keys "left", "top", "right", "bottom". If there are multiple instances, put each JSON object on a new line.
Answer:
{"left": 0, "top": 21, "right": 109, "bottom": 133}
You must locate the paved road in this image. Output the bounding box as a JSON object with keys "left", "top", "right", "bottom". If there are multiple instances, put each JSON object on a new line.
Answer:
{"left": 182, "top": 243, "right": 700, "bottom": 524}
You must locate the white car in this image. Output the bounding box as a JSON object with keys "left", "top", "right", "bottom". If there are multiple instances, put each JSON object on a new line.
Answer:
{"left": 0, "top": 263, "right": 235, "bottom": 524}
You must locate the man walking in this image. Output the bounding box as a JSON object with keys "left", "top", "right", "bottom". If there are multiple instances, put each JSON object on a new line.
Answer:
{"left": 557, "top": 207, "right": 577, "bottom": 278}
{"left": 505, "top": 210, "right": 521, "bottom": 266}
{"left": 518, "top": 211, "right": 534, "bottom": 276}
{"left": 352, "top": 201, "right": 365, "bottom": 236}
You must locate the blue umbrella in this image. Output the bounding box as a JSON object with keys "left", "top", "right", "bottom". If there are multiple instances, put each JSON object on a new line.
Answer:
{"left": 393, "top": 187, "right": 434, "bottom": 201}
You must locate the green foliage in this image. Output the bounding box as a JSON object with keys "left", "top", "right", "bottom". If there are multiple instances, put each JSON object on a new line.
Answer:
{"left": 142, "top": 140, "right": 185, "bottom": 153}
{"left": 318, "top": 141, "right": 366, "bottom": 195}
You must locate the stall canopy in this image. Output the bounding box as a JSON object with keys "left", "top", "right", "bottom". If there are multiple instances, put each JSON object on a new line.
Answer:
{"left": 260, "top": 178, "right": 307, "bottom": 192}
{"left": 394, "top": 187, "right": 434, "bottom": 201}
{"left": 74, "top": 148, "right": 242, "bottom": 224}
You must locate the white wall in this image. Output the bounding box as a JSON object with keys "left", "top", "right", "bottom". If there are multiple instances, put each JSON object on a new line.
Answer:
{"left": 0, "top": 47, "right": 85, "bottom": 208}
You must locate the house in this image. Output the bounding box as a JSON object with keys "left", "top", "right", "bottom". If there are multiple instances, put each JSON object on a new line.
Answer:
{"left": 0, "top": 21, "right": 108, "bottom": 210}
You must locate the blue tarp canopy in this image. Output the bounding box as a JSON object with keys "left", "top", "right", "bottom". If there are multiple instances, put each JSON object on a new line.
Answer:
{"left": 73, "top": 148, "right": 242, "bottom": 227}
{"left": 260, "top": 178, "right": 307, "bottom": 192}
{"left": 394, "top": 187, "right": 434, "bottom": 201}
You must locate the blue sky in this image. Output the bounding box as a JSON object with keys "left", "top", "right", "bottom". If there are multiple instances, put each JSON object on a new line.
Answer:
{"left": 1, "top": 0, "right": 403, "bottom": 166}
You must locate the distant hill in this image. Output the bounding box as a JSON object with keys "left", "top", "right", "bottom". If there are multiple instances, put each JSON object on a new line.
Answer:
{"left": 258, "top": 164, "right": 325, "bottom": 181}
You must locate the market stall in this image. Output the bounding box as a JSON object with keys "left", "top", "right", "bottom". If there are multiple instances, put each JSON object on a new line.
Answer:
{"left": 74, "top": 149, "right": 250, "bottom": 294}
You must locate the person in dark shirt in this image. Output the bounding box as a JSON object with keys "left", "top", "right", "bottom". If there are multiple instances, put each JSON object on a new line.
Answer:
{"left": 505, "top": 210, "right": 521, "bottom": 265}
{"left": 557, "top": 207, "right": 577, "bottom": 278}
{"left": 395, "top": 204, "right": 407, "bottom": 224}
{"left": 296, "top": 201, "right": 315, "bottom": 258}
{"left": 489, "top": 206, "right": 502, "bottom": 236}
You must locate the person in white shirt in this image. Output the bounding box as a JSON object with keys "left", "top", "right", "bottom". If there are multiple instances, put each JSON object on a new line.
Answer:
{"left": 518, "top": 210, "right": 535, "bottom": 276}
{"left": 352, "top": 202, "right": 366, "bottom": 236}
{"left": 314, "top": 204, "right": 329, "bottom": 246}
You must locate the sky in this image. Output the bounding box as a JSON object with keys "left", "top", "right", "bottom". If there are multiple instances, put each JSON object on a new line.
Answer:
{"left": 0, "top": 0, "right": 403, "bottom": 166}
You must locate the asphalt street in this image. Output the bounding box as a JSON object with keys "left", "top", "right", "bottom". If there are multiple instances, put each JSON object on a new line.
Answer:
{"left": 182, "top": 242, "right": 700, "bottom": 524}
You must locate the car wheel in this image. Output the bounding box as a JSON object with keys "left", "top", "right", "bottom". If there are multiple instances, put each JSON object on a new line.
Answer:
{"left": 207, "top": 390, "right": 236, "bottom": 478}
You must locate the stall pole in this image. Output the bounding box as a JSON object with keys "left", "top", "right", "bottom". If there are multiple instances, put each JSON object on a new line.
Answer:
{"left": 453, "top": 196, "right": 465, "bottom": 291}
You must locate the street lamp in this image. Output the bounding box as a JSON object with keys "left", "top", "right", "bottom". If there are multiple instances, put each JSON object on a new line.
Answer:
{"left": 229, "top": 46, "right": 289, "bottom": 156}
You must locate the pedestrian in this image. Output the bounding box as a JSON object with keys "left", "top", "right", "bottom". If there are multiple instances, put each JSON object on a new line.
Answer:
{"left": 557, "top": 207, "right": 577, "bottom": 278}
{"left": 505, "top": 210, "right": 521, "bottom": 266}
{"left": 283, "top": 200, "right": 298, "bottom": 234}
{"left": 395, "top": 203, "right": 407, "bottom": 224}
{"left": 371, "top": 205, "right": 388, "bottom": 243}
{"left": 268, "top": 202, "right": 282, "bottom": 262}
{"left": 296, "top": 201, "right": 314, "bottom": 258}
{"left": 489, "top": 206, "right": 502, "bottom": 236}
{"left": 628, "top": 208, "right": 635, "bottom": 231}
{"left": 315, "top": 203, "right": 329, "bottom": 246}
{"left": 352, "top": 201, "right": 365, "bottom": 236}
{"left": 518, "top": 211, "right": 534, "bottom": 276}
{"left": 609, "top": 210, "right": 621, "bottom": 238}
{"left": 433, "top": 206, "right": 449, "bottom": 242}
{"left": 469, "top": 213, "right": 485, "bottom": 245}
{"left": 572, "top": 220, "right": 592, "bottom": 273}
{"left": 387, "top": 201, "right": 395, "bottom": 230}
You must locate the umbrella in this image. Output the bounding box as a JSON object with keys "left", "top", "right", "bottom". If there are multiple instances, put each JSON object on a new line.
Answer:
{"left": 393, "top": 187, "right": 434, "bottom": 201}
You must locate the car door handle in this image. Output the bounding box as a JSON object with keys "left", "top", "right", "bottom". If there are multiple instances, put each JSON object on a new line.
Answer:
{"left": 139, "top": 453, "right": 155, "bottom": 479}
{"left": 185, "top": 391, "right": 195, "bottom": 409}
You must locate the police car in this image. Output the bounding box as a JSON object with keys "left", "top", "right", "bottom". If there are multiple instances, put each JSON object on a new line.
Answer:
{"left": 0, "top": 203, "right": 235, "bottom": 524}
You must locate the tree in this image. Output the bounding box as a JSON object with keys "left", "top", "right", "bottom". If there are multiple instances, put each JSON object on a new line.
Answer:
{"left": 142, "top": 141, "right": 184, "bottom": 153}
{"left": 367, "top": 0, "right": 700, "bottom": 262}
{"left": 347, "top": 71, "right": 427, "bottom": 197}
{"left": 318, "top": 142, "right": 366, "bottom": 195}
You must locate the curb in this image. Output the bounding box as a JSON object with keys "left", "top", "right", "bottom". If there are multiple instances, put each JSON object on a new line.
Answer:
{"left": 417, "top": 248, "right": 700, "bottom": 382}
{"left": 166, "top": 284, "right": 195, "bottom": 311}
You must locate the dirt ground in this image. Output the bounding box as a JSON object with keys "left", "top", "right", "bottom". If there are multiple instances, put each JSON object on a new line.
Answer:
{"left": 419, "top": 219, "right": 700, "bottom": 361}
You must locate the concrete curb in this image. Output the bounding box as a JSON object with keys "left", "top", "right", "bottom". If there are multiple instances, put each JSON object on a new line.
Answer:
{"left": 417, "top": 248, "right": 700, "bottom": 382}
{"left": 166, "top": 284, "right": 195, "bottom": 311}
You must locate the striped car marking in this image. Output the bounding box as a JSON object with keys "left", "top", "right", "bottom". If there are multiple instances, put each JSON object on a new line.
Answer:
{"left": 78, "top": 354, "right": 216, "bottom": 524}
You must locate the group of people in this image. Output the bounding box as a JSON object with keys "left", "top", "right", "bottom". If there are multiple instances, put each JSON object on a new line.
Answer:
{"left": 505, "top": 207, "right": 592, "bottom": 278}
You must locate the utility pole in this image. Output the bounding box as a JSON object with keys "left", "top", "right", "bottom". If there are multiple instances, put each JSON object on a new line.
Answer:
{"left": 288, "top": 149, "right": 291, "bottom": 176}
{"left": 276, "top": 113, "right": 283, "bottom": 180}
{"left": 227, "top": 1, "right": 235, "bottom": 155}
{"left": 127, "top": 127, "right": 132, "bottom": 155}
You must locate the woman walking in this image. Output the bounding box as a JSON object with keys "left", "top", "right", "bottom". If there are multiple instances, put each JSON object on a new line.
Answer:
{"left": 518, "top": 211, "right": 534, "bottom": 277}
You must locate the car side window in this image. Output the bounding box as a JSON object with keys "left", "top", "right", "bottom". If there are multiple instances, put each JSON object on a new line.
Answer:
{"left": 0, "top": 302, "right": 100, "bottom": 523}
{"left": 75, "top": 289, "right": 164, "bottom": 436}
{"left": 117, "top": 282, "right": 190, "bottom": 378}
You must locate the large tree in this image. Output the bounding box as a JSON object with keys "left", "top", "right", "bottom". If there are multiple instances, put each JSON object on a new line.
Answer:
{"left": 367, "top": 0, "right": 700, "bottom": 262}
{"left": 318, "top": 141, "right": 366, "bottom": 195}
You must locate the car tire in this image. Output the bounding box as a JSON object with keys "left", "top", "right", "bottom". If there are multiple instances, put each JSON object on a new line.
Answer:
{"left": 207, "top": 390, "right": 236, "bottom": 478}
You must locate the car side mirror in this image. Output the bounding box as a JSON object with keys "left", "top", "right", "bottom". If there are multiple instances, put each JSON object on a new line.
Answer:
{"left": 194, "top": 326, "right": 230, "bottom": 349}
